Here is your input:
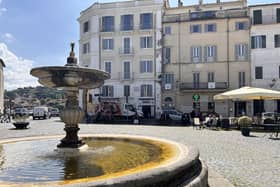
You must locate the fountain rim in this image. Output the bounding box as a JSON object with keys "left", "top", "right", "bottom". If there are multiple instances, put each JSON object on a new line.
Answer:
{"left": 0, "top": 134, "right": 200, "bottom": 187}
{"left": 30, "top": 66, "right": 111, "bottom": 79}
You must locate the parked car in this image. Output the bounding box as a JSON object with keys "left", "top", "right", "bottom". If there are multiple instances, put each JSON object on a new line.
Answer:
{"left": 262, "top": 112, "right": 280, "bottom": 123}
{"left": 13, "top": 107, "right": 29, "bottom": 117}
{"left": 33, "top": 106, "right": 51, "bottom": 120}
{"left": 160, "top": 109, "right": 183, "bottom": 121}
{"left": 50, "top": 108, "right": 60, "bottom": 117}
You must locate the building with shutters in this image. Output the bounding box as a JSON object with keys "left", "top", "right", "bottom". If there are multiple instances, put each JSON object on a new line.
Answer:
{"left": 162, "top": 0, "right": 250, "bottom": 117}
{"left": 249, "top": 3, "right": 280, "bottom": 114}
{"left": 78, "top": 0, "right": 164, "bottom": 118}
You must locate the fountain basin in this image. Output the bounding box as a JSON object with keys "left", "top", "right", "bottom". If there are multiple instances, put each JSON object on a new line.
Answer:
{"left": 0, "top": 134, "right": 207, "bottom": 187}
{"left": 30, "top": 66, "right": 110, "bottom": 90}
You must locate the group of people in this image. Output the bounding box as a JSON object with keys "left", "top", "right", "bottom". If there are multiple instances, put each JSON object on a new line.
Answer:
{"left": 189, "top": 109, "right": 221, "bottom": 127}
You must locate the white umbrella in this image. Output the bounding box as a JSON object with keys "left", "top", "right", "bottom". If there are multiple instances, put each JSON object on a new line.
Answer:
{"left": 214, "top": 86, "right": 280, "bottom": 101}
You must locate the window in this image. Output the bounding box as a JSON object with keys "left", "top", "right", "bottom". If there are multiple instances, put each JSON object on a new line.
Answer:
{"left": 102, "top": 16, "right": 114, "bottom": 32}
{"left": 140, "top": 60, "right": 153, "bottom": 73}
{"left": 83, "top": 42, "right": 90, "bottom": 54}
{"left": 235, "top": 44, "right": 248, "bottom": 60}
{"left": 235, "top": 21, "right": 248, "bottom": 30}
{"left": 239, "top": 72, "right": 246, "bottom": 87}
{"left": 205, "top": 23, "right": 216, "bottom": 32}
{"left": 163, "top": 47, "right": 171, "bottom": 64}
{"left": 191, "top": 46, "right": 201, "bottom": 63}
{"left": 102, "top": 85, "right": 114, "bottom": 97}
{"left": 140, "top": 36, "right": 153, "bottom": 48}
{"left": 102, "top": 38, "right": 114, "bottom": 50}
{"left": 123, "top": 61, "right": 130, "bottom": 79}
{"left": 83, "top": 21, "right": 89, "bottom": 33}
{"left": 141, "top": 85, "right": 152, "bottom": 97}
{"left": 251, "top": 35, "right": 266, "bottom": 49}
{"left": 279, "top": 66, "right": 280, "bottom": 78}
{"left": 105, "top": 62, "right": 111, "bottom": 73}
{"left": 205, "top": 45, "right": 217, "bottom": 62}
{"left": 164, "top": 26, "right": 171, "bottom": 35}
{"left": 163, "top": 74, "right": 174, "bottom": 84}
{"left": 193, "top": 73, "right": 200, "bottom": 89}
{"left": 190, "top": 24, "right": 201, "bottom": 33}
{"left": 121, "top": 15, "right": 133, "bottom": 31}
{"left": 275, "top": 35, "right": 280, "bottom": 48}
{"left": 277, "top": 8, "right": 280, "bottom": 23}
{"left": 253, "top": 10, "right": 262, "bottom": 24}
{"left": 123, "top": 37, "right": 131, "bottom": 54}
{"left": 208, "top": 72, "right": 215, "bottom": 82}
{"left": 140, "top": 13, "right": 153, "bottom": 29}
{"left": 255, "top": 66, "right": 263, "bottom": 79}
{"left": 124, "top": 85, "right": 130, "bottom": 97}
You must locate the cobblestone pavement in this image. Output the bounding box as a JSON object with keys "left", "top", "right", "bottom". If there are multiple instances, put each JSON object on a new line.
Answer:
{"left": 0, "top": 118, "right": 279, "bottom": 187}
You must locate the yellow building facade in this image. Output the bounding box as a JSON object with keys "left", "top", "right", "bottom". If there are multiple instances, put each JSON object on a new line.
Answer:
{"left": 162, "top": 0, "right": 250, "bottom": 117}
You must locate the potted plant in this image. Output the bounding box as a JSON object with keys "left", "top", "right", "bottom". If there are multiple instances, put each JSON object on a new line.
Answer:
{"left": 12, "top": 114, "right": 30, "bottom": 129}
{"left": 238, "top": 116, "right": 252, "bottom": 136}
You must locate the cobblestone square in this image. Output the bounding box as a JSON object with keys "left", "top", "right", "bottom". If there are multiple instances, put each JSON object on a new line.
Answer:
{"left": 0, "top": 118, "right": 279, "bottom": 187}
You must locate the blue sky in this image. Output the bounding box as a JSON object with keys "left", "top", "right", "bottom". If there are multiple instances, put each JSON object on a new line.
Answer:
{"left": 0, "top": 0, "right": 279, "bottom": 90}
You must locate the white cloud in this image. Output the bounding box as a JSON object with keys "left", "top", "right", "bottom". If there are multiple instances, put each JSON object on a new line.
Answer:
{"left": 0, "top": 43, "right": 38, "bottom": 90}
{"left": 1, "top": 33, "right": 15, "bottom": 43}
{"left": 0, "top": 7, "right": 6, "bottom": 16}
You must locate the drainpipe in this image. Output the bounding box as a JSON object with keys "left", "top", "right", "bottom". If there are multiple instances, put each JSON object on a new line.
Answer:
{"left": 226, "top": 17, "right": 230, "bottom": 116}
{"left": 154, "top": 13, "right": 157, "bottom": 118}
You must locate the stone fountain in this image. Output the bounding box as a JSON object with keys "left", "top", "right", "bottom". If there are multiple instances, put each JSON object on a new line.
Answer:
{"left": 30, "top": 43, "right": 110, "bottom": 149}
{"left": 0, "top": 43, "right": 208, "bottom": 186}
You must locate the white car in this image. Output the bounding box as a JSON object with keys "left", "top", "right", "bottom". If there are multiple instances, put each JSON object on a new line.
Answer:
{"left": 33, "top": 106, "right": 51, "bottom": 120}
{"left": 161, "top": 109, "right": 183, "bottom": 121}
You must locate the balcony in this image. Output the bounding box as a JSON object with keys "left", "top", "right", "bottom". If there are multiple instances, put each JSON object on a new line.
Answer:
{"left": 163, "top": 9, "right": 247, "bottom": 23}
{"left": 119, "top": 72, "right": 134, "bottom": 81}
{"left": 119, "top": 48, "right": 134, "bottom": 55}
{"left": 179, "top": 82, "right": 228, "bottom": 91}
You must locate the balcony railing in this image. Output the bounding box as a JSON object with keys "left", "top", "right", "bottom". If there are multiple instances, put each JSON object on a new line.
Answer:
{"left": 163, "top": 9, "right": 247, "bottom": 23}
{"left": 251, "top": 15, "right": 280, "bottom": 25}
{"left": 179, "top": 82, "right": 228, "bottom": 91}
{"left": 119, "top": 48, "right": 134, "bottom": 55}
{"left": 119, "top": 72, "right": 134, "bottom": 81}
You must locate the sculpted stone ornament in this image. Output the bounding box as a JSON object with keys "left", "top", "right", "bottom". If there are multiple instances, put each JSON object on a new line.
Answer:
{"left": 30, "top": 43, "right": 110, "bottom": 148}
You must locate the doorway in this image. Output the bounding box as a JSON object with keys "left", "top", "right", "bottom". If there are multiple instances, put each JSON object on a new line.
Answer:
{"left": 142, "top": 106, "right": 151, "bottom": 118}
{"left": 234, "top": 101, "right": 246, "bottom": 117}
{"left": 253, "top": 100, "right": 264, "bottom": 116}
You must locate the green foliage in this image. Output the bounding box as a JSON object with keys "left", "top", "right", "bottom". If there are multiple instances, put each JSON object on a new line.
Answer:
{"left": 238, "top": 116, "right": 252, "bottom": 127}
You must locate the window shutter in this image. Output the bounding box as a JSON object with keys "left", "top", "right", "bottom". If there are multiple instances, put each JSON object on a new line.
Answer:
{"left": 204, "top": 46, "right": 207, "bottom": 62}
{"left": 244, "top": 21, "right": 249, "bottom": 30}
{"left": 251, "top": 36, "right": 255, "bottom": 49}
{"left": 235, "top": 44, "right": 239, "bottom": 61}
{"left": 213, "top": 24, "right": 217, "bottom": 32}
{"left": 235, "top": 22, "right": 239, "bottom": 30}
{"left": 111, "top": 39, "right": 114, "bottom": 49}
{"left": 244, "top": 44, "right": 248, "bottom": 60}
{"left": 111, "top": 86, "right": 114, "bottom": 97}
{"left": 213, "top": 45, "right": 217, "bottom": 61}
{"left": 190, "top": 25, "right": 193, "bottom": 33}
{"left": 102, "top": 39, "right": 106, "bottom": 49}
{"left": 262, "top": 35, "right": 266, "bottom": 48}
{"left": 199, "top": 46, "right": 202, "bottom": 62}
{"left": 190, "top": 47, "right": 194, "bottom": 62}
{"left": 204, "top": 24, "right": 208, "bottom": 32}
{"left": 140, "top": 37, "right": 144, "bottom": 48}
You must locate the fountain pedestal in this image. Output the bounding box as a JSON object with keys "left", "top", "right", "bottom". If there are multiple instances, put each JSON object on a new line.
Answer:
{"left": 58, "top": 90, "right": 85, "bottom": 148}
{"left": 30, "top": 43, "right": 110, "bottom": 149}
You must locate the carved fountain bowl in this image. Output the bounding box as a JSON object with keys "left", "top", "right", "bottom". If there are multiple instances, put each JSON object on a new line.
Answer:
{"left": 30, "top": 66, "right": 110, "bottom": 90}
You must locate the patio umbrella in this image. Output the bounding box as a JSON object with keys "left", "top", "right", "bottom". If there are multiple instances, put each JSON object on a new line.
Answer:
{"left": 214, "top": 86, "right": 280, "bottom": 101}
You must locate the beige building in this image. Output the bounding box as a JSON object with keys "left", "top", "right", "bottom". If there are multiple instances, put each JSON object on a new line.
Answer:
{"left": 162, "top": 0, "right": 250, "bottom": 117}
{"left": 78, "top": 0, "right": 164, "bottom": 118}
{"left": 249, "top": 3, "right": 280, "bottom": 114}
{"left": 0, "top": 58, "right": 5, "bottom": 113}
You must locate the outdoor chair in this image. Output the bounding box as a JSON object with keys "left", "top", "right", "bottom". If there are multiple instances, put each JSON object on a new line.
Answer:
{"left": 193, "top": 117, "right": 202, "bottom": 130}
